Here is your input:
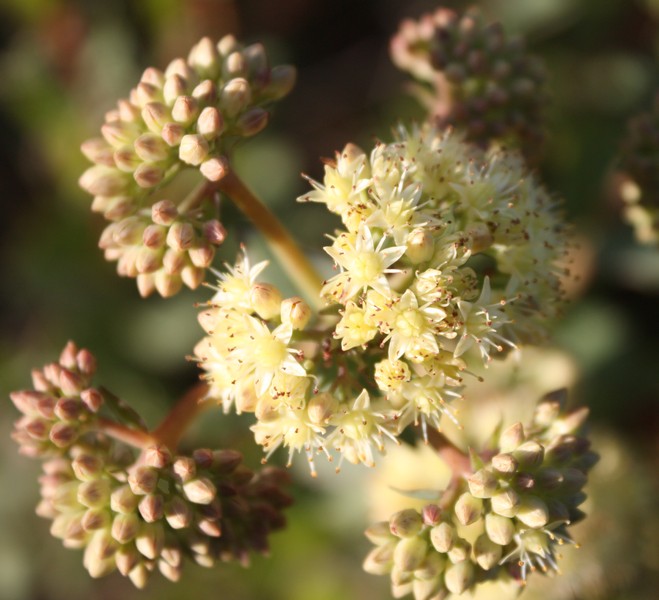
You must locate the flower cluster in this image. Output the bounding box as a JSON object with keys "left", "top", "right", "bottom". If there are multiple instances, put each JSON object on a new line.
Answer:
{"left": 79, "top": 36, "right": 296, "bottom": 295}
{"left": 10, "top": 343, "right": 292, "bottom": 587}
{"left": 390, "top": 8, "right": 546, "bottom": 161}
{"left": 196, "top": 125, "right": 568, "bottom": 474}
{"left": 617, "top": 93, "right": 659, "bottom": 245}
{"left": 363, "top": 394, "right": 597, "bottom": 599}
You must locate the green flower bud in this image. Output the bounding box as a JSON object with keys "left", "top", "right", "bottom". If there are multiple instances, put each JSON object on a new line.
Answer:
{"left": 110, "top": 484, "right": 139, "bottom": 514}
{"left": 516, "top": 495, "right": 549, "bottom": 528}
{"left": 363, "top": 543, "right": 395, "bottom": 576}
{"left": 467, "top": 468, "right": 498, "bottom": 498}
{"left": 447, "top": 538, "right": 471, "bottom": 564}
{"left": 394, "top": 536, "right": 428, "bottom": 572}
{"left": 444, "top": 560, "right": 474, "bottom": 595}
{"left": 77, "top": 478, "right": 111, "bottom": 508}
{"left": 513, "top": 440, "right": 545, "bottom": 469}
{"left": 474, "top": 533, "right": 502, "bottom": 570}
{"left": 390, "top": 508, "right": 423, "bottom": 538}
{"left": 454, "top": 492, "right": 482, "bottom": 525}
{"left": 164, "top": 495, "right": 193, "bottom": 529}
{"left": 111, "top": 512, "right": 141, "bottom": 544}
{"left": 172, "top": 95, "right": 199, "bottom": 125}
{"left": 197, "top": 106, "right": 224, "bottom": 139}
{"left": 430, "top": 522, "right": 455, "bottom": 553}
{"left": 485, "top": 513, "right": 515, "bottom": 545}
{"left": 490, "top": 488, "right": 520, "bottom": 518}
{"left": 499, "top": 422, "right": 525, "bottom": 452}
{"left": 128, "top": 466, "right": 159, "bottom": 495}
{"left": 220, "top": 78, "right": 251, "bottom": 118}
{"left": 491, "top": 452, "right": 518, "bottom": 474}
{"left": 81, "top": 507, "right": 111, "bottom": 532}
{"left": 135, "top": 522, "right": 165, "bottom": 560}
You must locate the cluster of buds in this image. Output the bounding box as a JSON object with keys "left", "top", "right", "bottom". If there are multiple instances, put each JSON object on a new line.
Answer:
{"left": 363, "top": 393, "right": 597, "bottom": 598}
{"left": 390, "top": 8, "right": 546, "bottom": 161}
{"left": 617, "top": 94, "right": 659, "bottom": 245}
{"left": 10, "top": 341, "right": 102, "bottom": 457}
{"left": 79, "top": 36, "right": 296, "bottom": 295}
{"left": 10, "top": 343, "right": 292, "bottom": 587}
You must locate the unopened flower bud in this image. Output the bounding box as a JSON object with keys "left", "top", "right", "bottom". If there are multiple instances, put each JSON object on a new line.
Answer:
{"left": 203, "top": 219, "right": 227, "bottom": 245}
{"left": 179, "top": 134, "right": 209, "bottom": 165}
{"left": 81, "top": 138, "right": 114, "bottom": 166}
{"left": 79, "top": 166, "right": 129, "bottom": 197}
{"left": 166, "top": 221, "right": 195, "bottom": 251}
{"left": 164, "top": 496, "right": 193, "bottom": 529}
{"left": 49, "top": 422, "right": 77, "bottom": 447}
{"left": 72, "top": 454, "right": 104, "bottom": 481}
{"left": 454, "top": 492, "right": 482, "bottom": 525}
{"left": 250, "top": 283, "right": 282, "bottom": 319}
{"left": 113, "top": 146, "right": 141, "bottom": 172}
{"left": 188, "top": 243, "right": 215, "bottom": 268}
{"left": 134, "top": 163, "right": 164, "bottom": 188}
{"left": 235, "top": 107, "right": 269, "bottom": 137}
{"left": 265, "top": 65, "right": 297, "bottom": 100}
{"left": 390, "top": 508, "right": 423, "bottom": 538}
{"left": 191, "top": 79, "right": 216, "bottom": 103}
{"left": 485, "top": 513, "right": 514, "bottom": 545}
{"left": 513, "top": 440, "right": 544, "bottom": 468}
{"left": 363, "top": 543, "right": 395, "bottom": 576}
{"left": 81, "top": 507, "right": 111, "bottom": 532}
{"left": 220, "top": 78, "right": 251, "bottom": 117}
{"left": 499, "top": 422, "right": 525, "bottom": 452}
{"left": 280, "top": 296, "right": 312, "bottom": 329}
{"left": 197, "top": 106, "right": 224, "bottom": 139}
{"left": 394, "top": 536, "right": 427, "bottom": 572}
{"left": 490, "top": 488, "right": 520, "bottom": 518}
{"left": 307, "top": 392, "right": 337, "bottom": 425}
{"left": 188, "top": 37, "right": 220, "bottom": 76}
{"left": 406, "top": 228, "right": 435, "bottom": 263}
{"left": 161, "top": 122, "right": 185, "bottom": 146}
{"left": 128, "top": 466, "right": 158, "bottom": 495}
{"left": 78, "top": 479, "right": 111, "bottom": 508}
{"left": 430, "top": 522, "right": 455, "bottom": 553}
{"left": 110, "top": 484, "right": 139, "bottom": 514}
{"left": 135, "top": 522, "right": 165, "bottom": 560}
{"left": 444, "top": 560, "right": 474, "bottom": 595}
{"left": 142, "top": 102, "right": 170, "bottom": 133}
{"left": 474, "top": 533, "right": 502, "bottom": 570}
{"left": 154, "top": 271, "right": 183, "bottom": 297}
{"left": 421, "top": 504, "right": 442, "bottom": 526}
{"left": 112, "top": 512, "right": 141, "bottom": 544}
{"left": 101, "top": 122, "right": 138, "bottom": 148}
{"left": 172, "top": 95, "right": 199, "bottom": 125}
{"left": 492, "top": 452, "right": 517, "bottom": 474}
{"left": 139, "top": 494, "right": 164, "bottom": 523}
{"left": 163, "top": 74, "right": 188, "bottom": 105}
{"left": 181, "top": 265, "right": 205, "bottom": 289}
{"left": 134, "top": 133, "right": 170, "bottom": 162}
{"left": 365, "top": 521, "right": 395, "bottom": 545}
{"left": 183, "top": 478, "right": 216, "bottom": 504}
{"left": 447, "top": 538, "right": 471, "bottom": 564}
{"left": 200, "top": 156, "right": 229, "bottom": 182}
{"left": 516, "top": 495, "right": 549, "bottom": 528}
{"left": 152, "top": 200, "right": 178, "bottom": 226}
{"left": 467, "top": 468, "right": 498, "bottom": 498}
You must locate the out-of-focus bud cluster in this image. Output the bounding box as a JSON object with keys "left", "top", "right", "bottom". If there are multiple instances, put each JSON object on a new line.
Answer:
{"left": 617, "top": 93, "right": 659, "bottom": 245}
{"left": 10, "top": 343, "right": 292, "bottom": 587}
{"left": 79, "top": 36, "right": 296, "bottom": 296}
{"left": 363, "top": 393, "right": 597, "bottom": 599}
{"left": 390, "top": 8, "right": 546, "bottom": 162}
{"left": 10, "top": 341, "right": 102, "bottom": 457}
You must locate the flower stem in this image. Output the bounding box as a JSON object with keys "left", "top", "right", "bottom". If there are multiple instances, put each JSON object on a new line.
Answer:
{"left": 425, "top": 428, "right": 472, "bottom": 478}
{"left": 151, "top": 383, "right": 212, "bottom": 451}
{"left": 217, "top": 169, "right": 325, "bottom": 309}
{"left": 97, "top": 418, "right": 155, "bottom": 449}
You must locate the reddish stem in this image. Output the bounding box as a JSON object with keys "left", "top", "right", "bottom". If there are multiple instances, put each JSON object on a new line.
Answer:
{"left": 425, "top": 427, "right": 472, "bottom": 478}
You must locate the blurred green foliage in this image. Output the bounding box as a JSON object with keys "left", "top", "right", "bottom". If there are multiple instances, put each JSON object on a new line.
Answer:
{"left": 0, "top": 0, "right": 657, "bottom": 598}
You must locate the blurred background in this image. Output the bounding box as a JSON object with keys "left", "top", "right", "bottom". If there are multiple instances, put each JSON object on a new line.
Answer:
{"left": 0, "top": 0, "right": 657, "bottom": 598}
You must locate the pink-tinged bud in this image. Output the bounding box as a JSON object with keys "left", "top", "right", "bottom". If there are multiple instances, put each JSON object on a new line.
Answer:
{"left": 152, "top": 200, "right": 178, "bottom": 226}
{"left": 111, "top": 513, "right": 140, "bottom": 544}
{"left": 83, "top": 531, "right": 118, "bottom": 576}
{"left": 492, "top": 452, "right": 517, "bottom": 474}
{"left": 163, "top": 73, "right": 188, "bottom": 105}
{"left": 144, "top": 445, "right": 172, "bottom": 468}
{"left": 96, "top": 196, "right": 135, "bottom": 221}
{"left": 113, "top": 146, "right": 141, "bottom": 172}
{"left": 188, "top": 243, "right": 214, "bottom": 268}
{"left": 172, "top": 457, "right": 196, "bottom": 482}
{"left": 197, "top": 106, "right": 224, "bottom": 139}
{"left": 218, "top": 34, "right": 239, "bottom": 55}
{"left": 166, "top": 221, "right": 195, "bottom": 251}
{"left": 161, "top": 122, "right": 185, "bottom": 146}
{"left": 117, "top": 99, "right": 140, "bottom": 122}
{"left": 163, "top": 248, "right": 187, "bottom": 275}
{"left": 43, "top": 363, "right": 62, "bottom": 387}
{"left": 135, "top": 247, "right": 162, "bottom": 274}
{"left": 141, "top": 67, "right": 164, "bottom": 88}
{"left": 10, "top": 390, "right": 43, "bottom": 416}
{"left": 59, "top": 341, "right": 78, "bottom": 368}
{"left": 134, "top": 133, "right": 170, "bottom": 162}
{"left": 142, "top": 102, "right": 170, "bottom": 133}
{"left": 430, "top": 522, "right": 455, "bottom": 553}
{"left": 188, "top": 37, "right": 220, "bottom": 76}
{"left": 179, "top": 134, "right": 209, "bottom": 165}
{"left": 161, "top": 546, "right": 183, "bottom": 568}
{"left": 25, "top": 418, "right": 49, "bottom": 440}
{"left": 244, "top": 43, "right": 268, "bottom": 76}
{"left": 197, "top": 518, "right": 222, "bottom": 537}
{"left": 183, "top": 477, "right": 216, "bottom": 504}
{"left": 159, "top": 560, "right": 181, "bottom": 582}
{"left": 54, "top": 397, "right": 83, "bottom": 421}
{"left": 79, "top": 166, "right": 129, "bottom": 196}
{"left": 81, "top": 138, "right": 114, "bottom": 166}
{"left": 389, "top": 508, "right": 423, "bottom": 538}
{"left": 203, "top": 219, "right": 227, "bottom": 245}
{"left": 81, "top": 507, "right": 111, "bottom": 532}
{"left": 154, "top": 271, "right": 183, "bottom": 297}
{"left": 265, "top": 65, "right": 297, "bottom": 100}
{"left": 422, "top": 504, "right": 442, "bottom": 526}
{"left": 76, "top": 348, "right": 96, "bottom": 376}
{"left": 101, "top": 122, "right": 138, "bottom": 148}
{"left": 165, "top": 57, "right": 195, "bottom": 80}
{"left": 49, "top": 422, "right": 77, "bottom": 447}
{"left": 172, "top": 95, "right": 199, "bottom": 125}
{"left": 280, "top": 296, "right": 312, "bottom": 329}
{"left": 200, "top": 156, "right": 228, "bottom": 181}
{"left": 224, "top": 51, "right": 246, "bottom": 77}
{"left": 31, "top": 369, "right": 51, "bottom": 392}
{"left": 58, "top": 369, "right": 83, "bottom": 396}
{"left": 192, "top": 448, "right": 214, "bottom": 469}
{"left": 135, "top": 522, "right": 165, "bottom": 560}
{"left": 134, "top": 163, "right": 164, "bottom": 188}
{"left": 467, "top": 468, "right": 498, "bottom": 498}
{"left": 72, "top": 454, "right": 103, "bottom": 481}
{"left": 139, "top": 494, "right": 164, "bottom": 522}
{"left": 128, "top": 466, "right": 158, "bottom": 495}
{"left": 80, "top": 388, "right": 103, "bottom": 412}
{"left": 134, "top": 82, "right": 161, "bottom": 107}
{"left": 499, "top": 422, "right": 525, "bottom": 452}
{"left": 235, "top": 107, "right": 269, "bottom": 137}
{"left": 220, "top": 78, "right": 251, "bottom": 117}
{"left": 110, "top": 484, "right": 139, "bottom": 514}
{"left": 112, "top": 217, "right": 147, "bottom": 246}
{"left": 191, "top": 79, "right": 216, "bottom": 103}
{"left": 116, "top": 249, "right": 139, "bottom": 278}
{"left": 182, "top": 265, "right": 205, "bottom": 289}
{"left": 77, "top": 479, "right": 111, "bottom": 508}
{"left": 36, "top": 396, "right": 56, "bottom": 419}
{"left": 115, "top": 546, "right": 140, "bottom": 576}
{"left": 250, "top": 283, "right": 282, "bottom": 319}
{"left": 136, "top": 273, "right": 156, "bottom": 298}
{"left": 454, "top": 492, "right": 482, "bottom": 525}
{"left": 143, "top": 224, "right": 168, "bottom": 249}
{"left": 212, "top": 449, "right": 243, "bottom": 473}
{"left": 164, "top": 496, "right": 193, "bottom": 529}
{"left": 128, "top": 563, "right": 150, "bottom": 589}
